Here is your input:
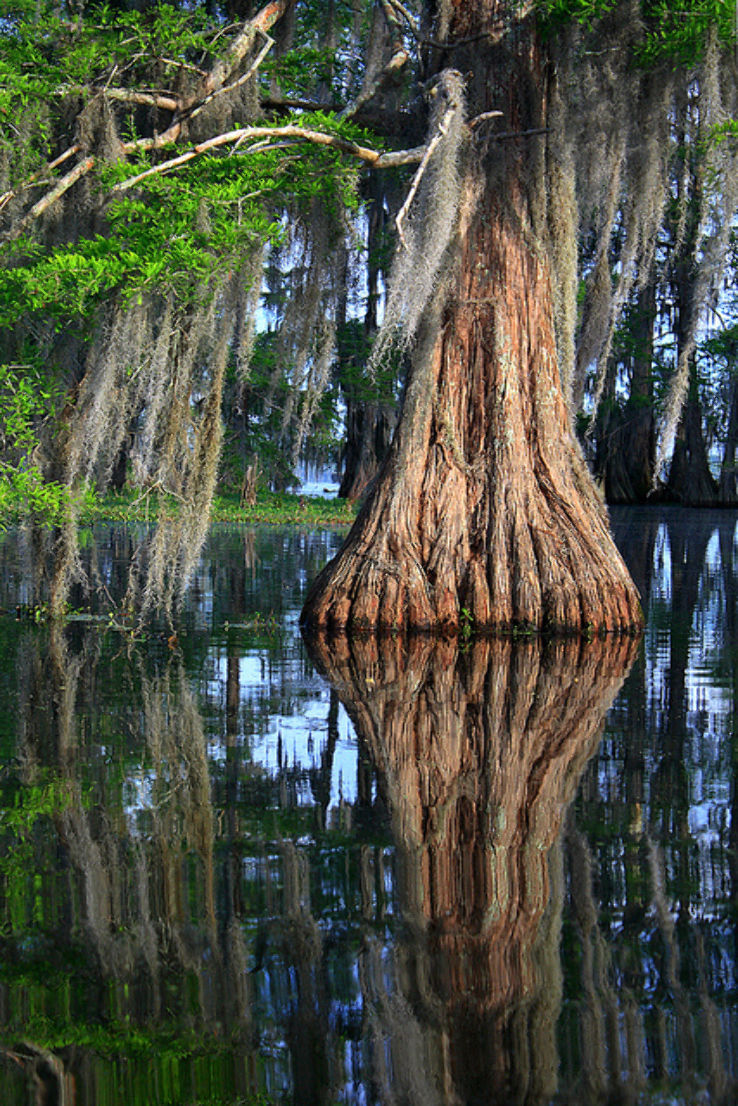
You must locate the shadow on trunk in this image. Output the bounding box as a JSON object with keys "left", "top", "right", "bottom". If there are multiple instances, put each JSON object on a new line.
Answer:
{"left": 304, "top": 630, "right": 638, "bottom": 1104}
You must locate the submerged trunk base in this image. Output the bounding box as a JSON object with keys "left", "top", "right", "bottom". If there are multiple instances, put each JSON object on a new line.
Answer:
{"left": 301, "top": 469, "right": 643, "bottom": 639}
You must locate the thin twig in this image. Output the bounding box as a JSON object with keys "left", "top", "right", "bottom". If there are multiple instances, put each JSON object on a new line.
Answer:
{"left": 490, "top": 127, "right": 548, "bottom": 141}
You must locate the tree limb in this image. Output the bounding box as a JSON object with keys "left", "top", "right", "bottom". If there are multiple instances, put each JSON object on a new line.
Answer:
{"left": 111, "top": 125, "right": 420, "bottom": 193}
{"left": 395, "top": 103, "right": 457, "bottom": 247}
{"left": 201, "top": 0, "right": 294, "bottom": 97}
{"left": 0, "top": 144, "right": 81, "bottom": 213}
{"left": 187, "top": 32, "right": 275, "bottom": 123}
{"left": 90, "top": 88, "right": 180, "bottom": 112}
{"left": 340, "top": 0, "right": 410, "bottom": 120}
{"left": 2, "top": 0, "right": 427, "bottom": 236}
{"left": 7, "top": 157, "right": 96, "bottom": 240}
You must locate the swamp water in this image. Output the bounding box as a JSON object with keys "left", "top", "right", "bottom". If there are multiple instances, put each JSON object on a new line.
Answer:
{"left": 0, "top": 508, "right": 735, "bottom": 1105}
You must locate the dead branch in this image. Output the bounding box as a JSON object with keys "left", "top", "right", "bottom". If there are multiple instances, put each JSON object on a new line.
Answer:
{"left": 0, "top": 144, "right": 81, "bottom": 213}
{"left": 7, "top": 157, "right": 96, "bottom": 240}
{"left": 201, "top": 0, "right": 294, "bottom": 98}
{"left": 468, "top": 110, "right": 504, "bottom": 128}
{"left": 111, "top": 125, "right": 396, "bottom": 193}
{"left": 91, "top": 88, "right": 180, "bottom": 112}
{"left": 187, "top": 32, "right": 275, "bottom": 123}
{"left": 395, "top": 102, "right": 458, "bottom": 247}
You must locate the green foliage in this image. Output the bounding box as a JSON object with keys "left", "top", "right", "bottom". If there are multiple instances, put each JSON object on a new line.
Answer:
{"left": 637, "top": 0, "right": 735, "bottom": 64}
{"left": 80, "top": 486, "right": 355, "bottom": 526}
{"left": 211, "top": 490, "right": 355, "bottom": 526}
{"left": 0, "top": 3, "right": 213, "bottom": 174}
{"left": 1, "top": 122, "right": 364, "bottom": 325}
{"left": 536, "top": 0, "right": 734, "bottom": 62}
{"left": 336, "top": 319, "right": 400, "bottom": 406}
{"left": 0, "top": 360, "right": 88, "bottom": 527}
{"left": 702, "top": 321, "right": 738, "bottom": 367}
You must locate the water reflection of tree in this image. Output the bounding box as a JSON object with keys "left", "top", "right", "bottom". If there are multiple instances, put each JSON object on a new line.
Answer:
{"left": 565, "top": 510, "right": 738, "bottom": 1105}
{"left": 1, "top": 627, "right": 255, "bottom": 1103}
{"left": 306, "top": 632, "right": 637, "bottom": 1105}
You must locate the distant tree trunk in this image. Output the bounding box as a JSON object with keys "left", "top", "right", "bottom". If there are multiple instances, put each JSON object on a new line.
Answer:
{"left": 338, "top": 401, "right": 396, "bottom": 501}
{"left": 719, "top": 372, "right": 738, "bottom": 504}
{"left": 666, "top": 365, "right": 718, "bottom": 506}
{"left": 302, "top": 2, "right": 642, "bottom": 635}
{"left": 596, "top": 281, "right": 657, "bottom": 504}
{"left": 338, "top": 176, "right": 398, "bottom": 502}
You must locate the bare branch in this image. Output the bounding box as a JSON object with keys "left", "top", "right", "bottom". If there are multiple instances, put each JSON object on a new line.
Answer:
{"left": 201, "top": 0, "right": 294, "bottom": 97}
{"left": 385, "top": 0, "right": 421, "bottom": 40}
{"left": 0, "top": 144, "right": 81, "bottom": 213}
{"left": 374, "top": 145, "right": 426, "bottom": 168}
{"left": 7, "top": 157, "right": 96, "bottom": 240}
{"left": 395, "top": 105, "right": 457, "bottom": 247}
{"left": 187, "top": 32, "right": 275, "bottom": 123}
{"left": 111, "top": 125, "right": 389, "bottom": 193}
{"left": 94, "top": 88, "right": 180, "bottom": 112}
{"left": 469, "top": 110, "right": 504, "bottom": 128}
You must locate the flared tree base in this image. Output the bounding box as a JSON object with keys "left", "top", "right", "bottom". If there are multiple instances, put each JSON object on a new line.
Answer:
{"left": 304, "top": 175, "right": 644, "bottom": 638}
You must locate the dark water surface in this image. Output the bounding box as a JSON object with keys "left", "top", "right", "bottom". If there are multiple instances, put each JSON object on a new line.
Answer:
{"left": 0, "top": 509, "right": 736, "bottom": 1105}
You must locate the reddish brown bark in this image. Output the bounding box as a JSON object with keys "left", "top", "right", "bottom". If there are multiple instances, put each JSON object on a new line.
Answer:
{"left": 302, "top": 2, "right": 642, "bottom": 637}
{"left": 305, "top": 632, "right": 638, "bottom": 1100}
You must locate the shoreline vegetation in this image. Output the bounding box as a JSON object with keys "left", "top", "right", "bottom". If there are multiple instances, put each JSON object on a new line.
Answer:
{"left": 5, "top": 489, "right": 355, "bottom": 626}
{"left": 4, "top": 488, "right": 357, "bottom": 532}
{"left": 102, "top": 488, "right": 357, "bottom": 526}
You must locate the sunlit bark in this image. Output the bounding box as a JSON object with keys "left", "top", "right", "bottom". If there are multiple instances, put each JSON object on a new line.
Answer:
{"left": 302, "top": 2, "right": 643, "bottom": 635}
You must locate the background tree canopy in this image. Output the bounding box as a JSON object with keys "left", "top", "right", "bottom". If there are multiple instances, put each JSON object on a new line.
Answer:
{"left": 0, "top": 0, "right": 736, "bottom": 622}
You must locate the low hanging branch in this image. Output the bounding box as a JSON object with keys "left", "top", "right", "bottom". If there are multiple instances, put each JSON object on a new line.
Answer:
{"left": 111, "top": 127, "right": 425, "bottom": 194}
{"left": 2, "top": 123, "right": 426, "bottom": 240}
{"left": 1, "top": 0, "right": 292, "bottom": 237}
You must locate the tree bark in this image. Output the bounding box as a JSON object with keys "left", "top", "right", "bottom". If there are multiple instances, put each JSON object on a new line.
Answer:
{"left": 302, "top": 3, "right": 642, "bottom": 636}
{"left": 665, "top": 365, "right": 719, "bottom": 506}
{"left": 596, "top": 281, "right": 657, "bottom": 504}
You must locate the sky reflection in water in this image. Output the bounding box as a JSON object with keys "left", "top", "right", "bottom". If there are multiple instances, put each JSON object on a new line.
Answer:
{"left": 0, "top": 509, "right": 736, "bottom": 1105}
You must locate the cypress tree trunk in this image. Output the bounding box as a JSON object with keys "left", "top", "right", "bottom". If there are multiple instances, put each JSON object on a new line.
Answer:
{"left": 719, "top": 373, "right": 738, "bottom": 504}
{"left": 666, "top": 365, "right": 719, "bottom": 506}
{"left": 597, "top": 281, "right": 657, "bottom": 504}
{"left": 302, "top": 0, "right": 643, "bottom": 636}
